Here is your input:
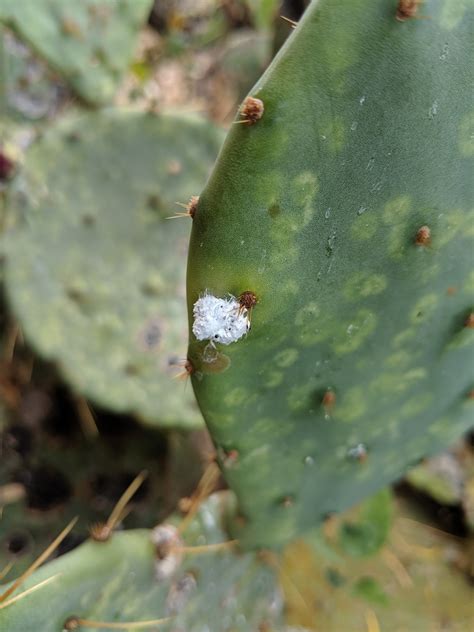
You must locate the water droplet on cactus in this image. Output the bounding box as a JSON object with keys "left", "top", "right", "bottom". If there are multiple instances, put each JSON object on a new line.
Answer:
{"left": 325, "top": 207, "right": 331, "bottom": 219}
{"left": 359, "top": 95, "right": 366, "bottom": 105}
{"left": 326, "top": 231, "right": 337, "bottom": 256}
{"left": 439, "top": 43, "right": 449, "bottom": 60}
{"left": 371, "top": 180, "right": 383, "bottom": 192}
{"left": 350, "top": 121, "right": 358, "bottom": 131}
{"left": 304, "top": 456, "right": 315, "bottom": 466}
{"left": 347, "top": 443, "right": 368, "bottom": 462}
{"left": 366, "top": 157, "right": 375, "bottom": 171}
{"left": 202, "top": 343, "right": 218, "bottom": 363}
{"left": 428, "top": 100, "right": 438, "bottom": 119}
{"left": 357, "top": 206, "right": 367, "bottom": 216}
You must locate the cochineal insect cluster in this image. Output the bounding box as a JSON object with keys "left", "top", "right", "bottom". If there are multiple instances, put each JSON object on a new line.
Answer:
{"left": 192, "top": 293, "right": 251, "bottom": 345}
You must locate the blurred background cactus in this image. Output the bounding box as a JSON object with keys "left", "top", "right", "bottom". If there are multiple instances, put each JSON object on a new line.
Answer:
{"left": 0, "top": 1, "right": 473, "bottom": 631}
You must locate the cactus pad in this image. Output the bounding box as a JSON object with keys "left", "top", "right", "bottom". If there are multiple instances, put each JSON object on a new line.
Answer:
{"left": 0, "top": 0, "right": 151, "bottom": 105}
{"left": 0, "top": 410, "right": 205, "bottom": 576}
{"left": 0, "top": 493, "right": 283, "bottom": 631}
{"left": 3, "top": 110, "right": 224, "bottom": 428}
{"left": 187, "top": 0, "right": 474, "bottom": 547}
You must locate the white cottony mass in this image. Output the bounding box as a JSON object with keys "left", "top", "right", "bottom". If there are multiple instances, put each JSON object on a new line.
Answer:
{"left": 192, "top": 292, "right": 250, "bottom": 345}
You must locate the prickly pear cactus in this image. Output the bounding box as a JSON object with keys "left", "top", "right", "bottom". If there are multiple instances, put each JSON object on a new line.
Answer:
{"left": 0, "top": 0, "right": 151, "bottom": 105}
{"left": 3, "top": 110, "right": 224, "bottom": 428}
{"left": 187, "top": 0, "right": 474, "bottom": 547}
{"left": 0, "top": 493, "right": 283, "bottom": 632}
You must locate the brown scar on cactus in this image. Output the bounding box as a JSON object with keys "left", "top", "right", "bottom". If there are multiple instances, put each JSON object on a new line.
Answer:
{"left": 281, "top": 496, "right": 294, "bottom": 508}
{"left": 0, "top": 517, "right": 77, "bottom": 605}
{"left": 396, "top": 0, "right": 421, "bottom": 21}
{"left": 464, "top": 312, "right": 474, "bottom": 328}
{"left": 415, "top": 225, "right": 431, "bottom": 246}
{"left": 89, "top": 470, "right": 147, "bottom": 542}
{"left": 322, "top": 389, "right": 336, "bottom": 412}
{"left": 236, "top": 97, "right": 264, "bottom": 125}
{"left": 168, "top": 195, "right": 199, "bottom": 219}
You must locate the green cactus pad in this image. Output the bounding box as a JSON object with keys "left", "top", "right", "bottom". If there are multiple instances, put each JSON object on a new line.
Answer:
{"left": 0, "top": 493, "right": 283, "bottom": 632}
{"left": 187, "top": 0, "right": 474, "bottom": 547}
{"left": 0, "top": 0, "right": 151, "bottom": 105}
{"left": 3, "top": 110, "right": 224, "bottom": 428}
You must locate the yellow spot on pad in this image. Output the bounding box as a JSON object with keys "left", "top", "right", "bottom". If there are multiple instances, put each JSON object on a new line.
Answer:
{"left": 295, "top": 302, "right": 320, "bottom": 326}
{"left": 333, "top": 309, "right": 377, "bottom": 355}
{"left": 294, "top": 302, "right": 326, "bottom": 344}
{"left": 440, "top": 0, "right": 468, "bottom": 30}
{"left": 351, "top": 213, "right": 378, "bottom": 241}
{"left": 265, "top": 370, "right": 284, "bottom": 388}
{"left": 343, "top": 272, "right": 387, "bottom": 301}
{"left": 400, "top": 393, "right": 433, "bottom": 418}
{"left": 223, "top": 387, "right": 248, "bottom": 407}
{"left": 291, "top": 172, "right": 319, "bottom": 228}
{"left": 392, "top": 329, "right": 417, "bottom": 349}
{"left": 382, "top": 196, "right": 411, "bottom": 225}
{"left": 465, "top": 270, "right": 474, "bottom": 294}
{"left": 385, "top": 350, "right": 412, "bottom": 369}
{"left": 369, "top": 368, "right": 426, "bottom": 396}
{"left": 335, "top": 387, "right": 367, "bottom": 422}
{"left": 275, "top": 348, "right": 299, "bottom": 368}
{"left": 287, "top": 383, "right": 313, "bottom": 412}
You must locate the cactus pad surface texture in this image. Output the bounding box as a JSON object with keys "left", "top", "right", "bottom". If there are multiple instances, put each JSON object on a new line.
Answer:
{"left": 3, "top": 110, "right": 224, "bottom": 429}
{"left": 187, "top": 0, "right": 474, "bottom": 548}
{"left": 0, "top": 0, "right": 151, "bottom": 105}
